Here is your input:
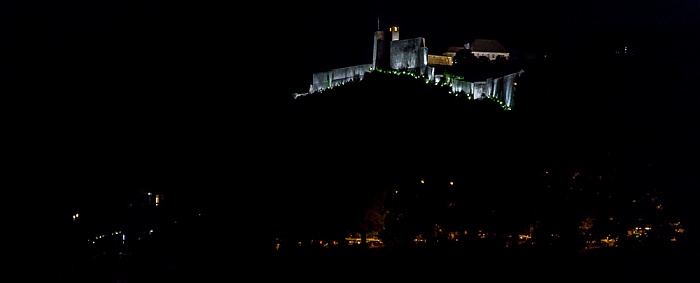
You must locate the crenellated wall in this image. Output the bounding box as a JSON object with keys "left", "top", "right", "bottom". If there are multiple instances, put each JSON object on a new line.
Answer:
{"left": 451, "top": 70, "right": 524, "bottom": 107}
{"left": 309, "top": 64, "right": 522, "bottom": 108}
{"left": 390, "top": 38, "right": 428, "bottom": 73}
{"left": 310, "top": 64, "right": 373, "bottom": 94}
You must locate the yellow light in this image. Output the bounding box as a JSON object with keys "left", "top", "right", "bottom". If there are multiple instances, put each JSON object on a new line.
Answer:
{"left": 420, "top": 179, "right": 425, "bottom": 184}
{"left": 513, "top": 82, "right": 517, "bottom": 86}
{"left": 449, "top": 181, "right": 454, "bottom": 186}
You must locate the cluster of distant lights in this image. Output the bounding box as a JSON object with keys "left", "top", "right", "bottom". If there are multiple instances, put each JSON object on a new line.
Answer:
{"left": 299, "top": 68, "right": 514, "bottom": 111}
{"left": 86, "top": 229, "right": 157, "bottom": 245}
{"left": 71, "top": 212, "right": 123, "bottom": 244}
{"left": 89, "top": 230, "right": 125, "bottom": 244}
{"left": 273, "top": 177, "right": 687, "bottom": 250}
{"left": 76, "top": 191, "right": 163, "bottom": 245}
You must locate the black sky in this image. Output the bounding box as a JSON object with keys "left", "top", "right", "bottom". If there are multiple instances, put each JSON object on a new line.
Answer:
{"left": 4, "top": 0, "right": 700, "bottom": 208}
{"left": 259, "top": 0, "right": 700, "bottom": 95}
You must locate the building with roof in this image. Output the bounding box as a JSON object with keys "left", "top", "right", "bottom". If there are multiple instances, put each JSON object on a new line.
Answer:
{"left": 468, "top": 39, "right": 510, "bottom": 60}
{"left": 443, "top": 46, "right": 466, "bottom": 58}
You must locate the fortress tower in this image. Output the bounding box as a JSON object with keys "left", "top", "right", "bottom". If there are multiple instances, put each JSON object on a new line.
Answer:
{"left": 372, "top": 26, "right": 392, "bottom": 70}
{"left": 390, "top": 25, "right": 399, "bottom": 41}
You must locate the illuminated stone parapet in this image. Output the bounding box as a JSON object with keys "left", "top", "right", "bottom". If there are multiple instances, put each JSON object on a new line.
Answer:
{"left": 331, "top": 65, "right": 370, "bottom": 85}
{"left": 425, "top": 66, "right": 435, "bottom": 82}
{"left": 478, "top": 80, "right": 491, "bottom": 100}
{"left": 419, "top": 46, "right": 429, "bottom": 74}
{"left": 451, "top": 80, "right": 485, "bottom": 99}
{"left": 390, "top": 38, "right": 427, "bottom": 72}
{"left": 311, "top": 72, "right": 332, "bottom": 93}
{"left": 451, "top": 70, "right": 524, "bottom": 107}
{"left": 310, "top": 64, "right": 372, "bottom": 93}
{"left": 493, "top": 71, "right": 523, "bottom": 107}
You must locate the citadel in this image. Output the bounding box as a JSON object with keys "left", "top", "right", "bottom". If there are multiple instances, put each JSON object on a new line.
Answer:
{"left": 300, "top": 24, "right": 525, "bottom": 109}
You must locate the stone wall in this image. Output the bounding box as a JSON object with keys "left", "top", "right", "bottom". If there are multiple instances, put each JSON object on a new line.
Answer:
{"left": 390, "top": 38, "right": 428, "bottom": 72}
{"left": 451, "top": 70, "right": 524, "bottom": 107}
{"left": 310, "top": 64, "right": 373, "bottom": 94}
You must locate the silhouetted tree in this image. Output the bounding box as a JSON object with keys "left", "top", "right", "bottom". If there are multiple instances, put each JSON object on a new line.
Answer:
{"left": 453, "top": 48, "right": 478, "bottom": 66}
{"left": 356, "top": 192, "right": 387, "bottom": 245}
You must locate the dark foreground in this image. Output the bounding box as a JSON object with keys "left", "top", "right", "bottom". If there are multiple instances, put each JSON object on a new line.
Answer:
{"left": 266, "top": 244, "right": 699, "bottom": 282}
{"left": 13, "top": 193, "right": 698, "bottom": 283}
{"left": 13, "top": 212, "right": 699, "bottom": 283}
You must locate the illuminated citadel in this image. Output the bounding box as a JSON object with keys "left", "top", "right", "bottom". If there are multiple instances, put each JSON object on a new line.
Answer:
{"left": 300, "top": 24, "right": 524, "bottom": 110}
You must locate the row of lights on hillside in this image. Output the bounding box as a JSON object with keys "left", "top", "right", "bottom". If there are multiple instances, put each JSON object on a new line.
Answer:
{"left": 419, "top": 179, "right": 454, "bottom": 186}
{"left": 372, "top": 68, "right": 515, "bottom": 111}
{"left": 397, "top": 179, "right": 454, "bottom": 194}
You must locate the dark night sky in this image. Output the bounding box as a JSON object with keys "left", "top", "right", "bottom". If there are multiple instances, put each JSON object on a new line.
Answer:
{"left": 1, "top": 1, "right": 695, "bottom": 98}
{"left": 264, "top": 0, "right": 700, "bottom": 94}
{"left": 3, "top": 1, "right": 700, "bottom": 219}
